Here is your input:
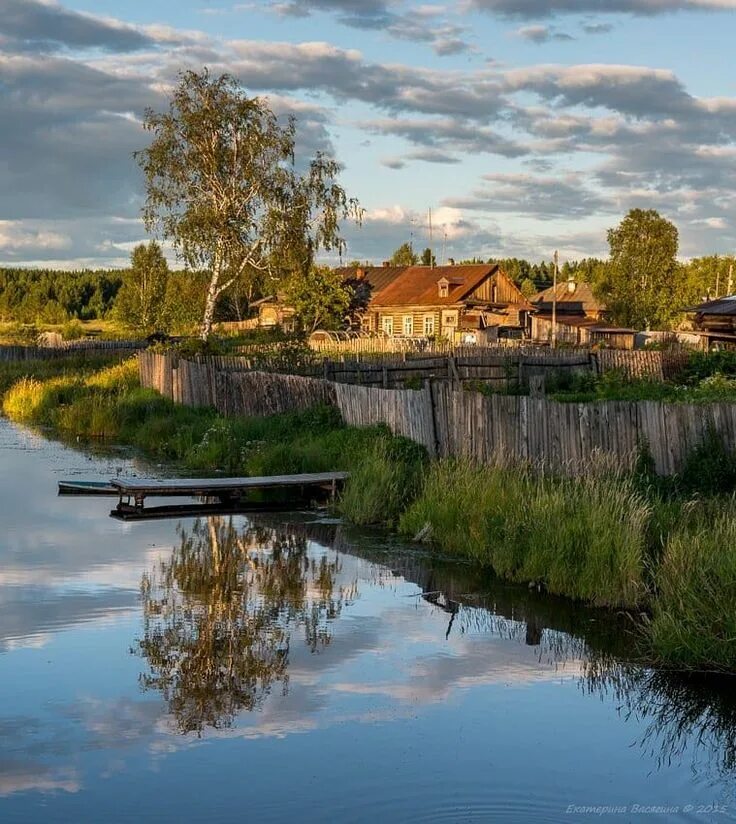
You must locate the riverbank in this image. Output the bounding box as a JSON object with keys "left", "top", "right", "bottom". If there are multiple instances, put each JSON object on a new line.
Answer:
{"left": 2, "top": 357, "right": 736, "bottom": 672}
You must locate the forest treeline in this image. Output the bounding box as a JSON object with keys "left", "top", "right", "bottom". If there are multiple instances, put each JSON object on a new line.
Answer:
{"left": 1, "top": 248, "right": 734, "bottom": 334}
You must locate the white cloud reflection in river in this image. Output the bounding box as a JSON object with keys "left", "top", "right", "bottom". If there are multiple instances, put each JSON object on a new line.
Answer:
{"left": 1, "top": 419, "right": 736, "bottom": 822}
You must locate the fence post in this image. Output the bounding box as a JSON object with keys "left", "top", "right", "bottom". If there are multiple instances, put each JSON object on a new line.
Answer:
{"left": 447, "top": 356, "right": 461, "bottom": 389}
{"left": 425, "top": 378, "right": 439, "bottom": 458}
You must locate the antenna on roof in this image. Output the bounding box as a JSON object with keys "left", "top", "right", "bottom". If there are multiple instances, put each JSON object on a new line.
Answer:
{"left": 428, "top": 208, "right": 434, "bottom": 268}
{"left": 442, "top": 226, "right": 447, "bottom": 266}
{"left": 552, "top": 250, "right": 559, "bottom": 350}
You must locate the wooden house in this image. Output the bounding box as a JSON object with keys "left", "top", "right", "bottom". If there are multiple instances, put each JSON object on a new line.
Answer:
{"left": 365, "top": 264, "right": 530, "bottom": 342}
{"left": 686, "top": 295, "right": 736, "bottom": 350}
{"left": 252, "top": 265, "right": 406, "bottom": 331}
{"left": 529, "top": 278, "right": 626, "bottom": 346}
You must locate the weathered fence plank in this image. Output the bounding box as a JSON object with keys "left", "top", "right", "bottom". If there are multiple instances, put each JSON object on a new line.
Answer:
{"left": 138, "top": 350, "right": 736, "bottom": 476}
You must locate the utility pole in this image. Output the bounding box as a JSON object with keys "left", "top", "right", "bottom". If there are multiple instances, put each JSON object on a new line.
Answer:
{"left": 728, "top": 263, "right": 734, "bottom": 296}
{"left": 551, "top": 250, "right": 559, "bottom": 349}
{"left": 442, "top": 226, "right": 448, "bottom": 266}
{"left": 428, "top": 208, "right": 434, "bottom": 268}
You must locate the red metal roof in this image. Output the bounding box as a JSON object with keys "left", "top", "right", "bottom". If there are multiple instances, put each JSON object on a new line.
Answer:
{"left": 370, "top": 264, "right": 500, "bottom": 307}
{"left": 333, "top": 266, "right": 407, "bottom": 295}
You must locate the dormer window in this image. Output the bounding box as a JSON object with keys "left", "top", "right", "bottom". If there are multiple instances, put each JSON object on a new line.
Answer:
{"left": 437, "top": 277, "right": 450, "bottom": 298}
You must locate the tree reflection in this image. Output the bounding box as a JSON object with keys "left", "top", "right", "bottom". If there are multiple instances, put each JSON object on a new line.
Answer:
{"left": 136, "top": 517, "right": 355, "bottom": 734}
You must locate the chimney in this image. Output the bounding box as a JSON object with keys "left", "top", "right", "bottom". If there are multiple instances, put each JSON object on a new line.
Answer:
{"left": 448, "top": 257, "right": 455, "bottom": 266}
{"left": 567, "top": 273, "right": 576, "bottom": 294}
{"left": 382, "top": 260, "right": 391, "bottom": 267}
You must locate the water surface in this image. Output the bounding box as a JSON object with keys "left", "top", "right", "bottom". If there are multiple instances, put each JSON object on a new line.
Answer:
{"left": 1, "top": 418, "right": 736, "bottom": 823}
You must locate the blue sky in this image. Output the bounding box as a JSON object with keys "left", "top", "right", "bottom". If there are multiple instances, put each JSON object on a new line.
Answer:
{"left": 1, "top": 0, "right": 735, "bottom": 268}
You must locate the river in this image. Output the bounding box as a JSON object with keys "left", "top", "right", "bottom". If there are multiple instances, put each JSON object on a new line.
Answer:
{"left": 1, "top": 417, "right": 735, "bottom": 823}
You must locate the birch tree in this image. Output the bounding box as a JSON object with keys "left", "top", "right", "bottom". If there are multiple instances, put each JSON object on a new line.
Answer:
{"left": 605, "top": 209, "right": 681, "bottom": 330}
{"left": 136, "top": 70, "right": 361, "bottom": 340}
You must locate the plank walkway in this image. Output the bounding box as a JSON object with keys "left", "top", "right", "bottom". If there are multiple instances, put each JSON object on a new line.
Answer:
{"left": 111, "top": 471, "right": 350, "bottom": 510}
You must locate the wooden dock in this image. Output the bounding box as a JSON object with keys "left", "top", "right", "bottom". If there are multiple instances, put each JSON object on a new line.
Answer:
{"left": 110, "top": 471, "right": 349, "bottom": 513}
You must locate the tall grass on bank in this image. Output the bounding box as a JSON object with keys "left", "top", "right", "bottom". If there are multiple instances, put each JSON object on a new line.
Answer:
{"left": 399, "top": 460, "right": 651, "bottom": 608}
{"left": 0, "top": 354, "right": 120, "bottom": 397}
{"left": 649, "top": 499, "right": 736, "bottom": 671}
{"left": 339, "top": 438, "right": 426, "bottom": 526}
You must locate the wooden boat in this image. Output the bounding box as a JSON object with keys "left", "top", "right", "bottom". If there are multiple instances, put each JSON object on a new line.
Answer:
{"left": 58, "top": 480, "right": 119, "bottom": 496}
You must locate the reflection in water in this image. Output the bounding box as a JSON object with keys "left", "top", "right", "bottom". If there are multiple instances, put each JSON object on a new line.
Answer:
{"left": 136, "top": 513, "right": 736, "bottom": 790}
{"left": 137, "top": 517, "right": 356, "bottom": 734}
{"left": 585, "top": 660, "right": 736, "bottom": 785}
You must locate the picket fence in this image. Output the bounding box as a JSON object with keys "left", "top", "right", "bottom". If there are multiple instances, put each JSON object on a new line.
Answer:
{"left": 138, "top": 350, "right": 728, "bottom": 474}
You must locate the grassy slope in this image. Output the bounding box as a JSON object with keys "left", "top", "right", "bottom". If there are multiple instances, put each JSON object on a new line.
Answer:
{"left": 3, "top": 357, "right": 736, "bottom": 671}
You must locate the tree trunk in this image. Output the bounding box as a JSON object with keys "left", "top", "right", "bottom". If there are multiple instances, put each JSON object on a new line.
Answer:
{"left": 201, "top": 271, "right": 221, "bottom": 340}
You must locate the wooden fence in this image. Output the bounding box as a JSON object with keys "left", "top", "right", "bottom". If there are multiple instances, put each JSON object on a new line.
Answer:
{"left": 138, "top": 350, "right": 730, "bottom": 473}
{"left": 332, "top": 381, "right": 736, "bottom": 474}
{"left": 0, "top": 340, "right": 145, "bottom": 362}
{"left": 140, "top": 347, "right": 690, "bottom": 393}
{"left": 139, "top": 350, "right": 335, "bottom": 416}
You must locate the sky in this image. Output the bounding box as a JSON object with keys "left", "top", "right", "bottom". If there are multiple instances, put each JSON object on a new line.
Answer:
{"left": 0, "top": 0, "right": 735, "bottom": 269}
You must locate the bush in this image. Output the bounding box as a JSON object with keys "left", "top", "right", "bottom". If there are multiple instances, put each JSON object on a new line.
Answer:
{"left": 61, "top": 319, "right": 85, "bottom": 341}
{"left": 679, "top": 426, "right": 736, "bottom": 495}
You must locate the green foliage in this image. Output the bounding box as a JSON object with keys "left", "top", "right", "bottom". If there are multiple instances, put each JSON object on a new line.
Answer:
{"left": 604, "top": 209, "right": 683, "bottom": 330}
{"left": 339, "top": 437, "right": 426, "bottom": 526}
{"left": 681, "top": 254, "right": 736, "bottom": 305}
{"left": 389, "top": 242, "right": 418, "bottom": 266}
{"left": 137, "top": 69, "right": 361, "bottom": 339}
{"left": 520, "top": 277, "right": 537, "bottom": 299}
{"left": 679, "top": 426, "right": 736, "bottom": 495}
{"left": 10, "top": 357, "right": 736, "bottom": 670}
{"left": 284, "top": 265, "right": 352, "bottom": 332}
{"left": 0, "top": 268, "right": 122, "bottom": 323}
{"left": 419, "top": 247, "right": 436, "bottom": 267}
{"left": 649, "top": 499, "right": 736, "bottom": 671}
{"left": 682, "top": 350, "right": 736, "bottom": 384}
{"left": 60, "top": 319, "right": 85, "bottom": 341}
{"left": 399, "top": 461, "right": 650, "bottom": 608}
{"left": 114, "top": 242, "right": 171, "bottom": 334}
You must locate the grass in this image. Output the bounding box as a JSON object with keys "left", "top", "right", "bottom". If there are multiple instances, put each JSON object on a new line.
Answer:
{"left": 649, "top": 499, "right": 736, "bottom": 671}
{"left": 398, "top": 461, "right": 650, "bottom": 608}
{"left": 4, "top": 356, "right": 736, "bottom": 671}
{"left": 0, "top": 318, "right": 128, "bottom": 345}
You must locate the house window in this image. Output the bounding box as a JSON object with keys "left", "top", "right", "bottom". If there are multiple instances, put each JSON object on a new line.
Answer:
{"left": 403, "top": 315, "right": 414, "bottom": 336}
{"left": 437, "top": 278, "right": 450, "bottom": 298}
{"left": 442, "top": 310, "right": 458, "bottom": 328}
{"left": 423, "top": 314, "right": 435, "bottom": 336}
{"left": 382, "top": 316, "right": 394, "bottom": 337}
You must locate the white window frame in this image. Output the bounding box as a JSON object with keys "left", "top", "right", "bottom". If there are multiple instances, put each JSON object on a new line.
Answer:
{"left": 403, "top": 315, "right": 414, "bottom": 337}
{"left": 423, "top": 314, "right": 435, "bottom": 337}
{"left": 382, "top": 315, "right": 394, "bottom": 337}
